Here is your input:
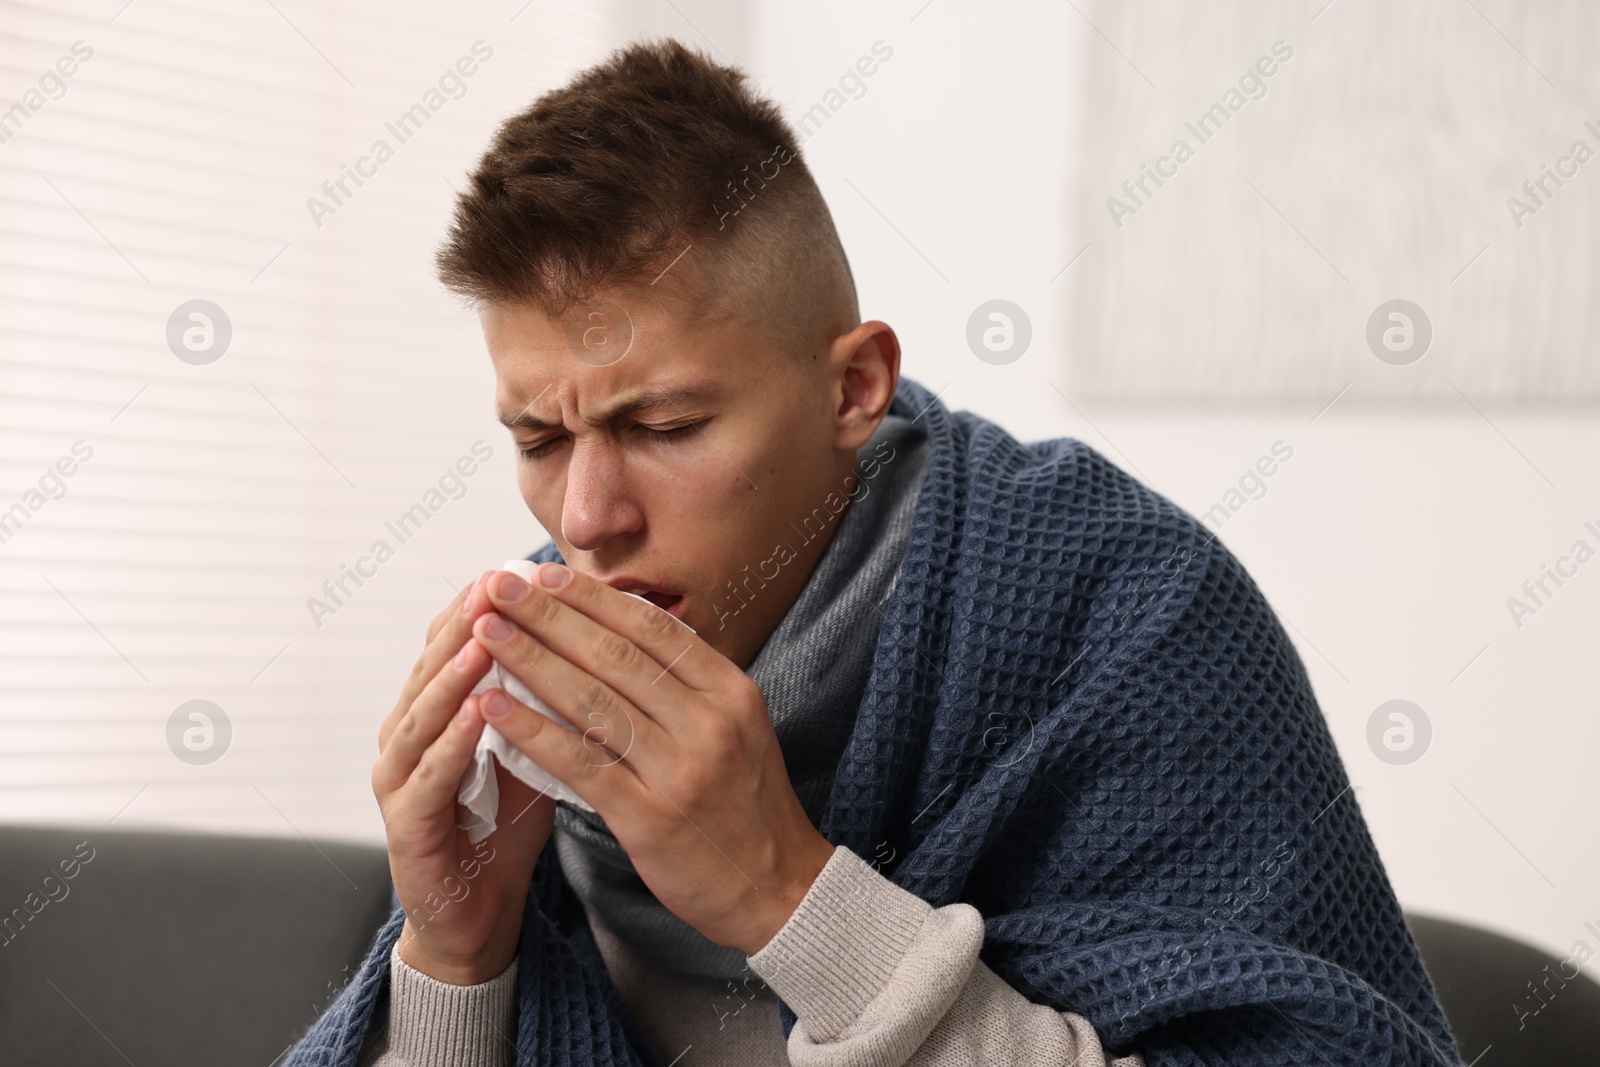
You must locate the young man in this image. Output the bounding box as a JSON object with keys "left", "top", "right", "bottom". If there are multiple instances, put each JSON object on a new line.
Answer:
{"left": 287, "top": 40, "right": 1460, "bottom": 1067}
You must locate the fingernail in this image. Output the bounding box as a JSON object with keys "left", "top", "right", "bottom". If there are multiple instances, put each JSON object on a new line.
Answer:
{"left": 494, "top": 571, "right": 529, "bottom": 602}
{"left": 484, "top": 615, "right": 513, "bottom": 642}
{"left": 538, "top": 562, "right": 571, "bottom": 589}
{"left": 455, "top": 701, "right": 474, "bottom": 724}
{"left": 483, "top": 689, "right": 512, "bottom": 718}
{"left": 455, "top": 643, "right": 474, "bottom": 668}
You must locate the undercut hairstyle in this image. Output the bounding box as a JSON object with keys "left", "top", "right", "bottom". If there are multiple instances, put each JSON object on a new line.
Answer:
{"left": 436, "top": 38, "right": 860, "bottom": 360}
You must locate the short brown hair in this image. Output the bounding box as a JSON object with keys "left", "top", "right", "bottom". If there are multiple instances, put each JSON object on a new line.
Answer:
{"left": 436, "top": 38, "right": 858, "bottom": 358}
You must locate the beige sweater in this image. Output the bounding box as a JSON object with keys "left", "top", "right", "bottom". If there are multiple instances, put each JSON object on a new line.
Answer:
{"left": 361, "top": 844, "right": 1145, "bottom": 1066}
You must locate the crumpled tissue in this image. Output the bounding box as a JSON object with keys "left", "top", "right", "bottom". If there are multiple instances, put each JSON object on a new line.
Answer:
{"left": 455, "top": 558, "right": 693, "bottom": 844}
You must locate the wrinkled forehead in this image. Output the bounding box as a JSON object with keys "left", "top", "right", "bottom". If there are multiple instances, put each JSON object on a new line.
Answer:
{"left": 482, "top": 291, "right": 775, "bottom": 430}
{"left": 480, "top": 247, "right": 736, "bottom": 357}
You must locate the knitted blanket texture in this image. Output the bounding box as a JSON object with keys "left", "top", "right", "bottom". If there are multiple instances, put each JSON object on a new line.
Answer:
{"left": 284, "top": 375, "right": 1461, "bottom": 1066}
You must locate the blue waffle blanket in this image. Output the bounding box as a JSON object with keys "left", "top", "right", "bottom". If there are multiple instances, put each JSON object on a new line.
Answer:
{"left": 286, "top": 375, "right": 1460, "bottom": 1066}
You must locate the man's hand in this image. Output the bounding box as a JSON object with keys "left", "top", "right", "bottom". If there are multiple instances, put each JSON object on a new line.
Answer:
{"left": 371, "top": 572, "right": 558, "bottom": 985}
{"left": 470, "top": 562, "right": 836, "bottom": 957}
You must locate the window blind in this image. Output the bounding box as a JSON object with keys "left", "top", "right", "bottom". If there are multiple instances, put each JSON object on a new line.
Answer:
{"left": 0, "top": 0, "right": 618, "bottom": 843}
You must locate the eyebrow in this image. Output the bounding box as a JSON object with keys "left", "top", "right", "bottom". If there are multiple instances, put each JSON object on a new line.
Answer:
{"left": 498, "top": 380, "right": 723, "bottom": 432}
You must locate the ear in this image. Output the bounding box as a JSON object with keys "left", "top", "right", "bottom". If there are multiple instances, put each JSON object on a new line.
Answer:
{"left": 830, "top": 320, "right": 900, "bottom": 451}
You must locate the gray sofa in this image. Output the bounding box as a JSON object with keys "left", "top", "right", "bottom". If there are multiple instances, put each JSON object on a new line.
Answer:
{"left": 1, "top": 824, "right": 1595, "bottom": 1064}
{"left": 0, "top": 824, "right": 393, "bottom": 1066}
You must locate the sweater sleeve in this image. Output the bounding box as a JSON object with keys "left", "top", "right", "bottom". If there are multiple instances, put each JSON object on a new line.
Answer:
{"left": 355, "top": 942, "right": 519, "bottom": 1067}
{"left": 746, "top": 845, "right": 1145, "bottom": 1067}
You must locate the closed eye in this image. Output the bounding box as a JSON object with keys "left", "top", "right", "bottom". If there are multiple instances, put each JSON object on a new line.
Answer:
{"left": 642, "top": 422, "right": 700, "bottom": 442}
{"left": 516, "top": 422, "right": 702, "bottom": 461}
{"left": 518, "top": 438, "right": 562, "bottom": 461}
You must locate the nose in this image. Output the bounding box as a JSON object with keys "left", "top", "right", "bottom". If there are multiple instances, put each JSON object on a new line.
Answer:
{"left": 559, "top": 437, "right": 644, "bottom": 553}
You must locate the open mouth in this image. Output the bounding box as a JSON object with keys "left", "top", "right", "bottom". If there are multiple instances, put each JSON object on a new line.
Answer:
{"left": 606, "top": 576, "right": 688, "bottom": 620}
{"left": 637, "top": 590, "right": 685, "bottom": 618}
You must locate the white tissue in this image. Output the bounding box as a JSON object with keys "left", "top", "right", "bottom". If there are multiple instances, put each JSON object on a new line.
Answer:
{"left": 455, "top": 558, "right": 694, "bottom": 844}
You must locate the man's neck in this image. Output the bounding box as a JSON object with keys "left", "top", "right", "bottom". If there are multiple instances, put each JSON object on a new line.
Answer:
{"left": 720, "top": 456, "right": 860, "bottom": 671}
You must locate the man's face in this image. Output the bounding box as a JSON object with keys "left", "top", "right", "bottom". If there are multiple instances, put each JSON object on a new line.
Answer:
{"left": 481, "top": 284, "right": 857, "bottom": 669}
